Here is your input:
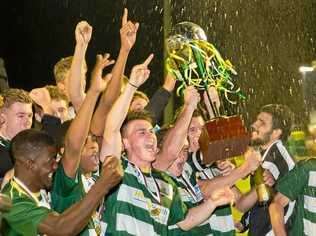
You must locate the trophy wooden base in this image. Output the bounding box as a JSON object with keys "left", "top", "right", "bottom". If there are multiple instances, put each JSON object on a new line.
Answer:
{"left": 199, "top": 115, "right": 250, "bottom": 165}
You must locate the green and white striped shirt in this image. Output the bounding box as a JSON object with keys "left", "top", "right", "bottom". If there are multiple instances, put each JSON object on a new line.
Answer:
{"left": 185, "top": 151, "right": 235, "bottom": 236}
{"left": 276, "top": 158, "right": 316, "bottom": 236}
{"left": 167, "top": 161, "right": 212, "bottom": 236}
{"left": 102, "top": 158, "right": 187, "bottom": 235}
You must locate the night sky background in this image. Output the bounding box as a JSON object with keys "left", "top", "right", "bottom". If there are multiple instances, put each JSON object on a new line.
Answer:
{"left": 1, "top": 0, "right": 316, "bottom": 127}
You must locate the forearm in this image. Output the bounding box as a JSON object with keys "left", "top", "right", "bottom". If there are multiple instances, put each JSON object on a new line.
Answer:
{"left": 200, "top": 164, "right": 251, "bottom": 199}
{"left": 269, "top": 202, "right": 287, "bottom": 236}
{"left": 41, "top": 104, "right": 54, "bottom": 117}
{"left": 269, "top": 193, "right": 290, "bottom": 236}
{"left": 104, "top": 83, "right": 136, "bottom": 135}
{"left": 39, "top": 177, "right": 110, "bottom": 235}
{"left": 177, "top": 198, "right": 217, "bottom": 231}
{"left": 68, "top": 43, "right": 87, "bottom": 111}
{"left": 170, "top": 104, "right": 195, "bottom": 146}
{"left": 145, "top": 87, "right": 171, "bottom": 124}
{"left": 156, "top": 104, "right": 195, "bottom": 169}
{"left": 90, "top": 48, "right": 128, "bottom": 136}
{"left": 234, "top": 188, "right": 258, "bottom": 213}
{"left": 100, "top": 84, "right": 137, "bottom": 161}
{"left": 63, "top": 89, "right": 100, "bottom": 177}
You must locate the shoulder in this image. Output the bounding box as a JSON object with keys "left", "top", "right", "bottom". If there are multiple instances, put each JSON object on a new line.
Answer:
{"left": 296, "top": 157, "right": 316, "bottom": 170}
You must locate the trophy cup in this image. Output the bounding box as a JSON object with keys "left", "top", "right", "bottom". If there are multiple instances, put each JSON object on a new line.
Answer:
{"left": 166, "top": 22, "right": 250, "bottom": 164}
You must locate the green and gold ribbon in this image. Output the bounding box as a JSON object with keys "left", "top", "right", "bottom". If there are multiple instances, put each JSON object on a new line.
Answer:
{"left": 166, "top": 39, "right": 244, "bottom": 103}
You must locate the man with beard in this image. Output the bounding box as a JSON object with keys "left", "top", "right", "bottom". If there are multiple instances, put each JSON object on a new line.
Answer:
{"left": 234, "top": 104, "right": 296, "bottom": 236}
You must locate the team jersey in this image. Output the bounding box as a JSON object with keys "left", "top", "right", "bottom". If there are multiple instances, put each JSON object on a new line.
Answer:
{"left": 167, "top": 158, "right": 212, "bottom": 236}
{"left": 249, "top": 140, "right": 296, "bottom": 236}
{"left": 1, "top": 177, "right": 51, "bottom": 236}
{"left": 185, "top": 150, "right": 235, "bottom": 236}
{"left": 102, "top": 157, "right": 187, "bottom": 235}
{"left": 276, "top": 158, "right": 316, "bottom": 236}
{"left": 51, "top": 163, "right": 100, "bottom": 236}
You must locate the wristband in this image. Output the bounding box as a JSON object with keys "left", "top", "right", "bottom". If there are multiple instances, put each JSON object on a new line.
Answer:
{"left": 128, "top": 81, "right": 138, "bottom": 89}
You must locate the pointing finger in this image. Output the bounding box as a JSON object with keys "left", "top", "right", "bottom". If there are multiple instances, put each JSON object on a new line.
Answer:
{"left": 142, "top": 54, "right": 154, "bottom": 67}
{"left": 122, "top": 8, "right": 128, "bottom": 26}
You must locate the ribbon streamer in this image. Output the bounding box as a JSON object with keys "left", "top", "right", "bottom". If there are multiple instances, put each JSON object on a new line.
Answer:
{"left": 166, "top": 39, "right": 244, "bottom": 103}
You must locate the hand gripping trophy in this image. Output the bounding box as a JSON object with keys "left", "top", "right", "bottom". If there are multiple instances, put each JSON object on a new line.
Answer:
{"left": 166, "top": 22, "right": 250, "bottom": 164}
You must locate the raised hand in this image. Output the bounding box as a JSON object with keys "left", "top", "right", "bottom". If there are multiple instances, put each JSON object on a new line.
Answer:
{"left": 183, "top": 86, "right": 200, "bottom": 109}
{"left": 129, "top": 54, "right": 154, "bottom": 88}
{"left": 163, "top": 73, "right": 176, "bottom": 92}
{"left": 90, "top": 53, "right": 115, "bottom": 93}
{"left": 210, "top": 186, "right": 235, "bottom": 207}
{"left": 100, "top": 156, "right": 123, "bottom": 191}
{"left": 120, "top": 8, "right": 139, "bottom": 51}
{"left": 29, "top": 87, "right": 53, "bottom": 114}
{"left": 75, "top": 21, "right": 93, "bottom": 46}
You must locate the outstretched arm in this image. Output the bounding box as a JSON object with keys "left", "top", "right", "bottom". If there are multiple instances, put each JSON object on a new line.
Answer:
{"left": 198, "top": 148, "right": 261, "bottom": 199}
{"left": 154, "top": 86, "right": 200, "bottom": 170}
{"left": 63, "top": 55, "right": 113, "bottom": 178}
{"left": 38, "top": 156, "right": 122, "bottom": 235}
{"left": 177, "top": 186, "right": 234, "bottom": 231}
{"left": 100, "top": 54, "right": 154, "bottom": 161}
{"left": 91, "top": 8, "right": 139, "bottom": 137}
{"left": 68, "top": 21, "right": 92, "bottom": 112}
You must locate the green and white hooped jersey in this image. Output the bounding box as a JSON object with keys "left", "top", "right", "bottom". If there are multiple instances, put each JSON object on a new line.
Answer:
{"left": 276, "top": 158, "right": 316, "bottom": 236}
{"left": 51, "top": 164, "right": 101, "bottom": 236}
{"left": 102, "top": 158, "right": 187, "bottom": 236}
{"left": 167, "top": 162, "right": 213, "bottom": 236}
{"left": 186, "top": 151, "right": 235, "bottom": 236}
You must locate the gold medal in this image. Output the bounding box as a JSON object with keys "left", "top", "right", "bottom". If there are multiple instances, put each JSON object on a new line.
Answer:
{"left": 92, "top": 211, "right": 102, "bottom": 236}
{"left": 95, "top": 225, "right": 101, "bottom": 236}
{"left": 147, "top": 199, "right": 161, "bottom": 217}
{"left": 150, "top": 207, "right": 161, "bottom": 217}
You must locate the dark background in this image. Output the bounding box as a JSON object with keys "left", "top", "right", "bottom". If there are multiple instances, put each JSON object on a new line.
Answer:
{"left": 0, "top": 0, "right": 164, "bottom": 93}
{"left": 1, "top": 0, "right": 316, "bottom": 127}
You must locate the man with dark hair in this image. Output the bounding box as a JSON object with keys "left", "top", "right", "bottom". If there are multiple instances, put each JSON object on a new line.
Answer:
{"left": 121, "top": 109, "right": 154, "bottom": 135}
{"left": 101, "top": 54, "right": 234, "bottom": 234}
{"left": 234, "top": 104, "right": 296, "bottom": 236}
{"left": 259, "top": 104, "right": 293, "bottom": 143}
{"left": 156, "top": 89, "right": 261, "bottom": 236}
{"left": 156, "top": 123, "right": 240, "bottom": 236}
{"left": 1, "top": 129, "right": 122, "bottom": 235}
